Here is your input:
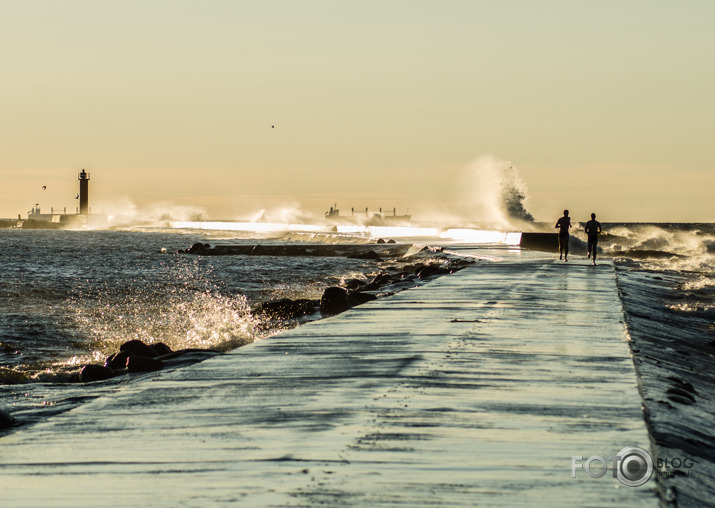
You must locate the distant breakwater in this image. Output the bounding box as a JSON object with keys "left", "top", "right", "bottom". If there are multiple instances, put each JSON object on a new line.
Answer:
{"left": 177, "top": 241, "right": 409, "bottom": 259}
{"left": 0, "top": 219, "right": 62, "bottom": 230}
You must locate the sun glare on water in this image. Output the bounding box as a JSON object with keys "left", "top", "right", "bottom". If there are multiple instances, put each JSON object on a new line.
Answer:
{"left": 170, "top": 220, "right": 522, "bottom": 245}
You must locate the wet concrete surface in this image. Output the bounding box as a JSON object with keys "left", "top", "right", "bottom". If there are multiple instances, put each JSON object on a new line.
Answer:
{"left": 0, "top": 251, "right": 657, "bottom": 507}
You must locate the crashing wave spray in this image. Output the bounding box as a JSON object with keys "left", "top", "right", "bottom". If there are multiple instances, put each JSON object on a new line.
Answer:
{"left": 456, "top": 156, "right": 534, "bottom": 226}
{"left": 95, "top": 198, "right": 208, "bottom": 227}
{"left": 248, "top": 203, "right": 318, "bottom": 224}
{"left": 603, "top": 224, "right": 715, "bottom": 273}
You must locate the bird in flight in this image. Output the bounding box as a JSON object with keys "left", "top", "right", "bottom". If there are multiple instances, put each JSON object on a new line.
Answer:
{"left": 42, "top": 186, "right": 46, "bottom": 190}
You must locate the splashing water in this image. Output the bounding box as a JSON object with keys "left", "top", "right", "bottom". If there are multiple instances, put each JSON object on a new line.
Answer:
{"left": 68, "top": 261, "right": 257, "bottom": 363}
{"left": 456, "top": 156, "right": 535, "bottom": 226}
{"left": 95, "top": 197, "right": 209, "bottom": 227}
{"left": 72, "top": 290, "right": 256, "bottom": 360}
{"left": 249, "top": 203, "right": 318, "bottom": 224}
{"left": 602, "top": 224, "right": 715, "bottom": 273}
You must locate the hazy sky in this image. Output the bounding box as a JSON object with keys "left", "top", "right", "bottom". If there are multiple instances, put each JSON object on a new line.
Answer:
{"left": 1, "top": 0, "right": 713, "bottom": 222}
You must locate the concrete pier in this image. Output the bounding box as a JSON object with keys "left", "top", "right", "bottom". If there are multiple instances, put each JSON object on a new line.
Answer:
{"left": 0, "top": 251, "right": 656, "bottom": 506}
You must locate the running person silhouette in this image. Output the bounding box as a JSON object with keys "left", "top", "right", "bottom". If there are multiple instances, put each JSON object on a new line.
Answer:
{"left": 585, "top": 213, "right": 602, "bottom": 265}
{"left": 555, "top": 210, "right": 571, "bottom": 261}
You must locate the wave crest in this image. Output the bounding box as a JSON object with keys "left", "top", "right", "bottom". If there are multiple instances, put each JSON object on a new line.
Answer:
{"left": 456, "top": 156, "right": 535, "bottom": 226}
{"left": 603, "top": 224, "right": 715, "bottom": 273}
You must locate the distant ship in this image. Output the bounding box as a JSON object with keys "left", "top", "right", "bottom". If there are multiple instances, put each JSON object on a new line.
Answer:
{"left": 325, "top": 205, "right": 411, "bottom": 225}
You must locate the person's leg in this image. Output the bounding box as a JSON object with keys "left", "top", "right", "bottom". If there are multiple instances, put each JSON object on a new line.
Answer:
{"left": 564, "top": 235, "right": 569, "bottom": 261}
{"left": 592, "top": 238, "right": 598, "bottom": 264}
{"left": 558, "top": 235, "right": 564, "bottom": 259}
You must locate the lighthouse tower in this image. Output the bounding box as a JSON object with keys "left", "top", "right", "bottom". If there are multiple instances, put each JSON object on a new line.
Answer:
{"left": 78, "top": 169, "right": 90, "bottom": 215}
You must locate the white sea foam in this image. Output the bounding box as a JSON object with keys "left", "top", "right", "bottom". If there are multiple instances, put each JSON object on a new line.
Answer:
{"left": 603, "top": 224, "right": 715, "bottom": 273}
{"left": 681, "top": 276, "right": 715, "bottom": 291}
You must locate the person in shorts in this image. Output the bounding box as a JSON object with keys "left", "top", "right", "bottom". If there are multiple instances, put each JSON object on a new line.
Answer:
{"left": 585, "top": 213, "right": 602, "bottom": 265}
{"left": 555, "top": 210, "right": 571, "bottom": 261}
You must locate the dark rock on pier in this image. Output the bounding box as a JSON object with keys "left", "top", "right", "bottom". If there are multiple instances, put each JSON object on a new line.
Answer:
{"left": 416, "top": 264, "right": 451, "bottom": 279}
{"left": 404, "top": 263, "right": 425, "bottom": 274}
{"left": 104, "top": 350, "right": 132, "bottom": 370}
{"left": 319, "top": 285, "right": 380, "bottom": 317}
{"left": 126, "top": 356, "right": 164, "bottom": 373}
{"left": 120, "top": 340, "right": 160, "bottom": 358}
{"left": 74, "top": 340, "right": 224, "bottom": 383}
{"left": 347, "top": 291, "right": 377, "bottom": 307}
{"left": 0, "top": 408, "right": 14, "bottom": 430}
{"left": 416, "top": 265, "right": 440, "bottom": 278}
{"left": 362, "top": 273, "right": 393, "bottom": 291}
{"left": 79, "top": 341, "right": 175, "bottom": 382}
{"left": 103, "top": 342, "right": 172, "bottom": 372}
{"left": 152, "top": 342, "right": 173, "bottom": 356}
{"left": 79, "top": 364, "right": 116, "bottom": 383}
{"left": 320, "top": 287, "right": 351, "bottom": 317}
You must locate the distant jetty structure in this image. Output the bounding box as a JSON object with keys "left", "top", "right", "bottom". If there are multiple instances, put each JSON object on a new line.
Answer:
{"left": 325, "top": 204, "right": 411, "bottom": 225}
{"left": 16, "top": 169, "right": 106, "bottom": 228}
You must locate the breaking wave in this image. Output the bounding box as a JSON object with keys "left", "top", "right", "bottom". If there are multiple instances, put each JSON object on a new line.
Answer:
{"left": 456, "top": 156, "right": 535, "bottom": 226}
{"left": 597, "top": 223, "right": 715, "bottom": 273}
